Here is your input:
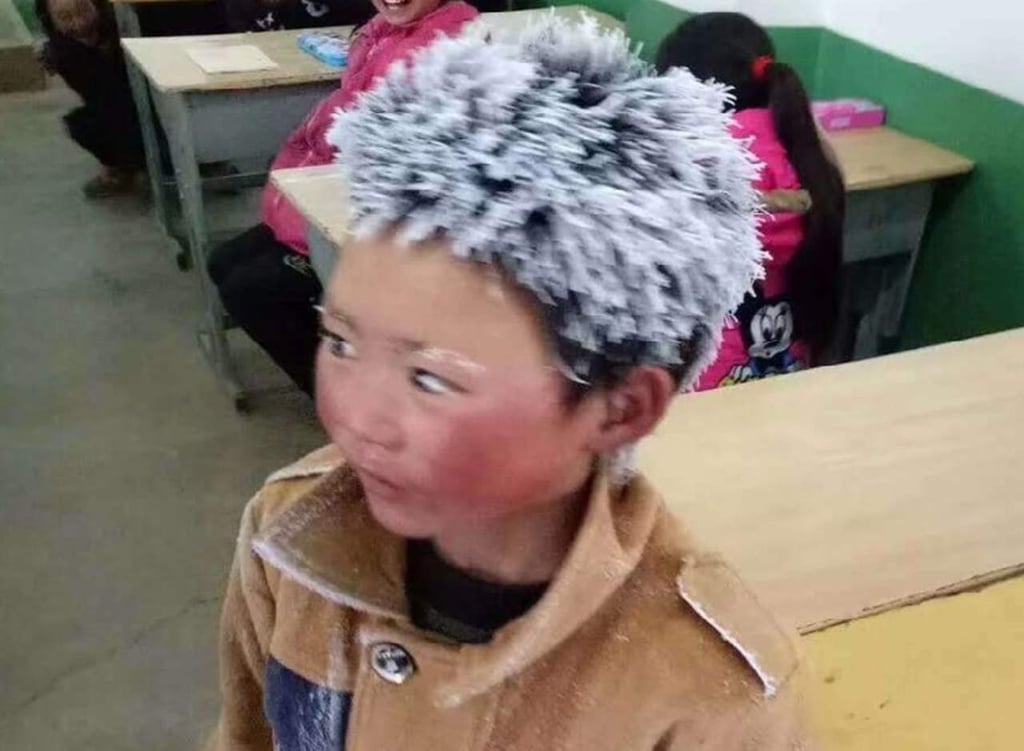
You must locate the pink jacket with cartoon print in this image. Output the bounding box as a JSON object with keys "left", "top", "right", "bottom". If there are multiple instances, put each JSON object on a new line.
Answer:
{"left": 261, "top": 1, "right": 480, "bottom": 255}
{"left": 696, "top": 108, "right": 811, "bottom": 391}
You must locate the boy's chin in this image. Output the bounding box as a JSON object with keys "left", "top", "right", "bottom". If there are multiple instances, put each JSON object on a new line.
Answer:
{"left": 365, "top": 491, "right": 436, "bottom": 539}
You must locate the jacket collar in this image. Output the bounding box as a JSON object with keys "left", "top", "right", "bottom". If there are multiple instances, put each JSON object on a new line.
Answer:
{"left": 253, "top": 462, "right": 661, "bottom": 706}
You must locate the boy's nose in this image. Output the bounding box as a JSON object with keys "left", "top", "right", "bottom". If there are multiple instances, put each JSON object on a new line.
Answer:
{"left": 345, "top": 383, "right": 402, "bottom": 452}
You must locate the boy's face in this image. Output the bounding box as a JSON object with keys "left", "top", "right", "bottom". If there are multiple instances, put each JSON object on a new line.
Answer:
{"left": 371, "top": 0, "right": 443, "bottom": 27}
{"left": 316, "top": 234, "right": 607, "bottom": 539}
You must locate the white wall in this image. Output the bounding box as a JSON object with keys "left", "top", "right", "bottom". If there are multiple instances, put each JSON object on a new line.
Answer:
{"left": 822, "top": 0, "right": 1024, "bottom": 104}
{"left": 657, "top": 0, "right": 822, "bottom": 26}
{"left": 656, "top": 0, "right": 1023, "bottom": 104}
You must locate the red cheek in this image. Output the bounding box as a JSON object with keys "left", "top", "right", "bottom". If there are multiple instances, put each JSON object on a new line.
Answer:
{"left": 411, "top": 395, "right": 570, "bottom": 512}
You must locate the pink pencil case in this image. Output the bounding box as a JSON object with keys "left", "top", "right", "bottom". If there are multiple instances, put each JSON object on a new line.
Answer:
{"left": 812, "top": 99, "right": 886, "bottom": 132}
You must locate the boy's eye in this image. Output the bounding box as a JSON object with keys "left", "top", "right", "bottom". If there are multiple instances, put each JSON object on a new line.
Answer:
{"left": 411, "top": 369, "right": 460, "bottom": 396}
{"left": 320, "top": 326, "right": 355, "bottom": 359}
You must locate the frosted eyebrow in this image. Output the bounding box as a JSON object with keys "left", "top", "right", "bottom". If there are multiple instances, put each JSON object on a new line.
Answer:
{"left": 316, "top": 304, "right": 426, "bottom": 354}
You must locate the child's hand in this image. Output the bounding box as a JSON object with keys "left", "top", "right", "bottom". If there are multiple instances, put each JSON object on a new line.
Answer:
{"left": 47, "top": 0, "right": 101, "bottom": 46}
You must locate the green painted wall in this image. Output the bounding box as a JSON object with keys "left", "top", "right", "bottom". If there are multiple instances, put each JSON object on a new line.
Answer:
{"left": 814, "top": 31, "right": 1024, "bottom": 347}
{"left": 11, "top": 0, "right": 41, "bottom": 35}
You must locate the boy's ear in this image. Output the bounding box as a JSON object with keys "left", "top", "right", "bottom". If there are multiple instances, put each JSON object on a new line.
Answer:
{"left": 587, "top": 366, "right": 676, "bottom": 454}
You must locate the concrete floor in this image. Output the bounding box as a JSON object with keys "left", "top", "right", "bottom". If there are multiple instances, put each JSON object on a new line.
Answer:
{"left": 0, "top": 84, "right": 325, "bottom": 749}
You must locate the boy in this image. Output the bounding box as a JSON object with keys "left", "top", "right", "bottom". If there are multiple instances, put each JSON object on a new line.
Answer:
{"left": 208, "top": 20, "right": 814, "bottom": 751}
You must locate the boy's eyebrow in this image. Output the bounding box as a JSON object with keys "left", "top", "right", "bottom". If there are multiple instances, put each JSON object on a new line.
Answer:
{"left": 318, "top": 304, "right": 426, "bottom": 353}
{"left": 320, "top": 304, "right": 358, "bottom": 332}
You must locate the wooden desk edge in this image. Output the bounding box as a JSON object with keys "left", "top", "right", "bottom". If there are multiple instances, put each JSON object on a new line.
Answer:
{"left": 846, "top": 158, "right": 975, "bottom": 192}
{"left": 799, "top": 560, "right": 1024, "bottom": 634}
{"left": 121, "top": 33, "right": 342, "bottom": 93}
{"left": 272, "top": 167, "right": 352, "bottom": 247}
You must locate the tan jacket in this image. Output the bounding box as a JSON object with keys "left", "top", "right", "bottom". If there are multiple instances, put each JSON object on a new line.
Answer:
{"left": 208, "top": 446, "right": 814, "bottom": 751}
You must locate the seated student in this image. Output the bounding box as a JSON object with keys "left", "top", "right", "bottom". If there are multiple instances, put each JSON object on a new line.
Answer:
{"left": 657, "top": 13, "right": 845, "bottom": 389}
{"left": 207, "top": 0, "right": 479, "bottom": 397}
{"left": 222, "top": 0, "right": 375, "bottom": 33}
{"left": 206, "top": 20, "right": 814, "bottom": 751}
{"left": 37, "top": 0, "right": 145, "bottom": 198}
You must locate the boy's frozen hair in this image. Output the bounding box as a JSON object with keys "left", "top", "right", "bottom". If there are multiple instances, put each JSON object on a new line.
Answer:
{"left": 327, "top": 17, "right": 764, "bottom": 390}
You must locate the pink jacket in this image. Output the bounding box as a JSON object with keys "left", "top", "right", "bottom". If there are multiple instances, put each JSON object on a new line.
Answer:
{"left": 696, "top": 108, "right": 810, "bottom": 391}
{"left": 261, "top": 1, "right": 480, "bottom": 254}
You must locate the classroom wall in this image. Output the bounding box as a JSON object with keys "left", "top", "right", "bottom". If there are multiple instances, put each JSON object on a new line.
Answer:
{"left": 654, "top": 0, "right": 821, "bottom": 26}
{"left": 822, "top": 0, "right": 1024, "bottom": 106}
{"left": 525, "top": 0, "right": 1024, "bottom": 349}
{"left": 812, "top": 1, "right": 1024, "bottom": 347}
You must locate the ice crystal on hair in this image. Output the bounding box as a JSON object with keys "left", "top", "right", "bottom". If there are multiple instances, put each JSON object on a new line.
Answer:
{"left": 327, "top": 17, "right": 765, "bottom": 388}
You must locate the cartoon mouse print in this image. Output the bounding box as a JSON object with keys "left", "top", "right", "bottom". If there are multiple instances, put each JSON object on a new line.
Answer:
{"left": 720, "top": 296, "right": 803, "bottom": 386}
{"left": 301, "top": 0, "right": 330, "bottom": 18}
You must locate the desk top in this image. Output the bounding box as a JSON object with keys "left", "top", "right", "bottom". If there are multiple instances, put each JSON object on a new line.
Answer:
{"left": 273, "top": 164, "right": 351, "bottom": 247}
{"left": 122, "top": 5, "right": 622, "bottom": 93}
{"left": 123, "top": 26, "right": 348, "bottom": 93}
{"left": 828, "top": 126, "right": 973, "bottom": 192}
{"left": 640, "top": 329, "right": 1024, "bottom": 633}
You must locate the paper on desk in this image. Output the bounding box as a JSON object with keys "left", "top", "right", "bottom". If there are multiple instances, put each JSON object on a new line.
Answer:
{"left": 186, "top": 45, "right": 279, "bottom": 74}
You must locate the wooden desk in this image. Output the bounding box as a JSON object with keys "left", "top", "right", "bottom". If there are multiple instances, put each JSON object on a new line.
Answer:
{"left": 824, "top": 127, "right": 974, "bottom": 360}
{"left": 808, "top": 575, "right": 1024, "bottom": 750}
{"left": 122, "top": 28, "right": 343, "bottom": 93}
{"left": 124, "top": 27, "right": 347, "bottom": 409}
{"left": 831, "top": 126, "right": 973, "bottom": 192}
{"left": 642, "top": 329, "right": 1024, "bottom": 633}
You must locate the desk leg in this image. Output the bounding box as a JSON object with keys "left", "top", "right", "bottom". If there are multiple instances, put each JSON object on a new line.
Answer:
{"left": 113, "top": 3, "right": 140, "bottom": 36}
{"left": 116, "top": 4, "right": 177, "bottom": 256}
{"left": 839, "top": 183, "right": 935, "bottom": 360}
{"left": 160, "top": 93, "right": 248, "bottom": 411}
{"left": 881, "top": 183, "right": 935, "bottom": 343}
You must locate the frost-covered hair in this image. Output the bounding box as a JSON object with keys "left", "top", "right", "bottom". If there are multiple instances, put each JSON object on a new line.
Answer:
{"left": 327, "top": 17, "right": 764, "bottom": 390}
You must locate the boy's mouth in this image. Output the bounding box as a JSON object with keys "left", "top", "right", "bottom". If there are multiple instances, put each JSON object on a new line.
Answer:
{"left": 382, "top": 0, "right": 411, "bottom": 7}
{"left": 357, "top": 465, "right": 404, "bottom": 498}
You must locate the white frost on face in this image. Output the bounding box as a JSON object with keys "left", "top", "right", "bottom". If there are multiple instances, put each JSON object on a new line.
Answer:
{"left": 676, "top": 586, "right": 778, "bottom": 698}
{"left": 327, "top": 17, "right": 765, "bottom": 389}
{"left": 418, "top": 347, "right": 487, "bottom": 375}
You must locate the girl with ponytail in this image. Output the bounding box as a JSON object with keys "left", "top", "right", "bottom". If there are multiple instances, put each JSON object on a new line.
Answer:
{"left": 657, "top": 12, "right": 845, "bottom": 388}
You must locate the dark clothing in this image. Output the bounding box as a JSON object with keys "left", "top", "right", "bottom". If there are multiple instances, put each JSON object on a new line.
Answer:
{"left": 36, "top": 0, "right": 223, "bottom": 170}
{"left": 466, "top": 0, "right": 510, "bottom": 11}
{"left": 207, "top": 224, "right": 322, "bottom": 396}
{"left": 405, "top": 540, "right": 548, "bottom": 645}
{"left": 135, "top": 2, "right": 226, "bottom": 35}
{"left": 223, "top": 0, "right": 375, "bottom": 32}
{"left": 37, "top": 0, "right": 142, "bottom": 168}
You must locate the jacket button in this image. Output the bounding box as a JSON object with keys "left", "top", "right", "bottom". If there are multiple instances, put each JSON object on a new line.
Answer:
{"left": 370, "top": 642, "right": 416, "bottom": 685}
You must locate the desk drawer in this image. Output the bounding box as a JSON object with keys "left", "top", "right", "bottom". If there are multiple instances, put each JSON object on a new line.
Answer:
{"left": 178, "top": 84, "right": 337, "bottom": 163}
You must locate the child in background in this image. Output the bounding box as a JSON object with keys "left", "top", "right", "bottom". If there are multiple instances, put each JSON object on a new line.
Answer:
{"left": 37, "top": 0, "right": 145, "bottom": 198}
{"left": 207, "top": 21, "right": 814, "bottom": 751}
{"left": 37, "top": 0, "right": 224, "bottom": 198}
{"left": 657, "top": 12, "right": 845, "bottom": 389}
{"left": 207, "top": 0, "right": 479, "bottom": 396}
